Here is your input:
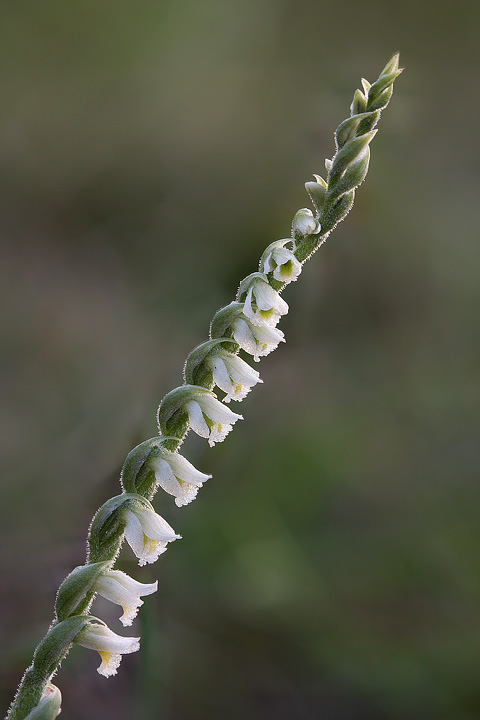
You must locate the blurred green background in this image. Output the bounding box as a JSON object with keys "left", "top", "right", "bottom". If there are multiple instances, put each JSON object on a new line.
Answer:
{"left": 1, "top": 1, "right": 479, "bottom": 718}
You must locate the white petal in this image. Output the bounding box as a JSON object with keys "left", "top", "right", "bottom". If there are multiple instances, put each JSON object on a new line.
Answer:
{"left": 185, "top": 400, "right": 211, "bottom": 438}
{"left": 152, "top": 452, "right": 211, "bottom": 506}
{"left": 252, "top": 281, "right": 277, "bottom": 311}
{"left": 255, "top": 282, "right": 289, "bottom": 315}
{"left": 232, "top": 317, "right": 258, "bottom": 356}
{"left": 212, "top": 357, "right": 235, "bottom": 396}
{"left": 136, "top": 507, "right": 179, "bottom": 542}
{"left": 223, "top": 354, "right": 261, "bottom": 386}
{"left": 243, "top": 286, "right": 256, "bottom": 325}
{"left": 123, "top": 511, "right": 147, "bottom": 560}
{"left": 152, "top": 457, "right": 181, "bottom": 497}
{"left": 242, "top": 279, "right": 288, "bottom": 327}
{"left": 167, "top": 453, "right": 211, "bottom": 484}
{"left": 196, "top": 393, "right": 243, "bottom": 425}
{"left": 262, "top": 250, "right": 275, "bottom": 274}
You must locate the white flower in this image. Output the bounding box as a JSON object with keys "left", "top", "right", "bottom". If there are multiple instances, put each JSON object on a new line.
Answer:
{"left": 231, "top": 315, "right": 285, "bottom": 361}
{"left": 243, "top": 276, "right": 289, "bottom": 327}
{"left": 94, "top": 570, "right": 158, "bottom": 626}
{"left": 185, "top": 392, "right": 243, "bottom": 446}
{"left": 210, "top": 352, "right": 262, "bottom": 402}
{"left": 292, "top": 208, "right": 320, "bottom": 236}
{"left": 123, "top": 504, "right": 180, "bottom": 566}
{"left": 262, "top": 241, "right": 302, "bottom": 283}
{"left": 151, "top": 452, "right": 212, "bottom": 507}
{"left": 75, "top": 621, "right": 140, "bottom": 677}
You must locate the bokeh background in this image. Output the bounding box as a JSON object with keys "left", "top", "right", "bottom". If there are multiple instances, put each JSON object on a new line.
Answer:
{"left": 1, "top": 1, "right": 479, "bottom": 719}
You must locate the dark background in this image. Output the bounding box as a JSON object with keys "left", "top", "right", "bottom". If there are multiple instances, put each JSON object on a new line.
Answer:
{"left": 1, "top": 1, "right": 479, "bottom": 718}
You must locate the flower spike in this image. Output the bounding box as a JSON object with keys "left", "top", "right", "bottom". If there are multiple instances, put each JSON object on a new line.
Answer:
{"left": 5, "top": 56, "right": 401, "bottom": 720}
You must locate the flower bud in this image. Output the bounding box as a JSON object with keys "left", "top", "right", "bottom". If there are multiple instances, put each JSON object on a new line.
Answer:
{"left": 292, "top": 208, "right": 320, "bottom": 237}
{"left": 24, "top": 684, "right": 62, "bottom": 720}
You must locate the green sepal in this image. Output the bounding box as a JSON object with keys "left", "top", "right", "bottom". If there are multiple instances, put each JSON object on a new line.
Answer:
{"left": 157, "top": 384, "right": 213, "bottom": 438}
{"left": 335, "top": 112, "right": 376, "bottom": 149}
{"left": 350, "top": 88, "right": 367, "bottom": 115}
{"left": 55, "top": 562, "right": 110, "bottom": 621}
{"left": 327, "top": 130, "right": 377, "bottom": 188}
{"left": 24, "top": 685, "right": 62, "bottom": 720}
{"left": 326, "top": 147, "right": 370, "bottom": 200}
{"left": 120, "top": 436, "right": 179, "bottom": 497}
{"left": 210, "top": 302, "right": 245, "bottom": 339}
{"left": 305, "top": 176, "right": 327, "bottom": 213}
{"left": 320, "top": 190, "right": 356, "bottom": 233}
{"left": 184, "top": 338, "right": 239, "bottom": 388}
{"left": 33, "top": 617, "right": 89, "bottom": 679}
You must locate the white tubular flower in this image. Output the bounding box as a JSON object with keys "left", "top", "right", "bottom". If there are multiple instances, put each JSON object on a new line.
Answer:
{"left": 262, "top": 240, "right": 302, "bottom": 283}
{"left": 75, "top": 621, "right": 140, "bottom": 677}
{"left": 242, "top": 275, "right": 289, "bottom": 327}
{"left": 94, "top": 570, "right": 158, "bottom": 626}
{"left": 185, "top": 392, "right": 243, "bottom": 446}
{"left": 151, "top": 451, "right": 212, "bottom": 507}
{"left": 123, "top": 504, "right": 180, "bottom": 566}
{"left": 231, "top": 315, "right": 285, "bottom": 362}
{"left": 210, "top": 352, "right": 262, "bottom": 402}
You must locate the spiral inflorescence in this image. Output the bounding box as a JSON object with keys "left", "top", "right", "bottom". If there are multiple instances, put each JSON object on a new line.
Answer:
{"left": 6, "top": 55, "right": 401, "bottom": 720}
